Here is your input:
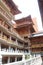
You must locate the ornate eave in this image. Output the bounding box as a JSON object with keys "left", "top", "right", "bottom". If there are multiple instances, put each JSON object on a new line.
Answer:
{"left": 15, "top": 15, "right": 33, "bottom": 23}
{"left": 3, "top": 0, "right": 21, "bottom": 15}
{"left": 14, "top": 15, "right": 33, "bottom": 28}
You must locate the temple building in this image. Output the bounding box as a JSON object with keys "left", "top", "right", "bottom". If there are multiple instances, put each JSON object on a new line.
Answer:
{"left": 14, "top": 15, "right": 39, "bottom": 56}
{"left": 14, "top": 14, "right": 43, "bottom": 60}
{"left": 0, "top": 0, "right": 42, "bottom": 65}
{"left": 29, "top": 32, "right": 43, "bottom": 60}
{"left": 14, "top": 15, "right": 36, "bottom": 38}
{"left": 0, "top": 0, "right": 30, "bottom": 64}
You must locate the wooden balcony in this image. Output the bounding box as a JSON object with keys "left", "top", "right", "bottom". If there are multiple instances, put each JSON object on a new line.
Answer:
{"left": 0, "top": 0, "right": 13, "bottom": 17}
{"left": 0, "top": 6, "right": 12, "bottom": 21}
{"left": 0, "top": 32, "right": 24, "bottom": 49}
{"left": 31, "top": 44, "right": 43, "bottom": 48}
{"left": 16, "top": 21, "right": 32, "bottom": 28}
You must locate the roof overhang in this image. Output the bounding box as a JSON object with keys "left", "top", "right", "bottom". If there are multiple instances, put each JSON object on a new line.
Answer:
{"left": 29, "top": 32, "right": 43, "bottom": 38}
{"left": 3, "top": 0, "right": 21, "bottom": 15}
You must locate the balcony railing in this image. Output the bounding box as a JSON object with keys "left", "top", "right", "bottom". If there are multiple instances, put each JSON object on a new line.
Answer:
{"left": 0, "top": 34, "right": 24, "bottom": 49}
{"left": 2, "top": 55, "right": 42, "bottom": 65}
{"left": 0, "top": 6, "right": 11, "bottom": 21}
{"left": 1, "top": 48, "right": 28, "bottom": 54}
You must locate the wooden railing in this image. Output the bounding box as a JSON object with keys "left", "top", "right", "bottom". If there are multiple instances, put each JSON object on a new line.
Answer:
{"left": 17, "top": 22, "right": 32, "bottom": 27}
{"left": 31, "top": 44, "right": 43, "bottom": 48}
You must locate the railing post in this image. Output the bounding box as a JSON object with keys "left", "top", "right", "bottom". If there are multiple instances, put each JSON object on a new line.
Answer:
{"left": 0, "top": 44, "right": 1, "bottom": 51}
{"left": 15, "top": 48, "right": 18, "bottom": 53}
{"left": 15, "top": 57, "right": 17, "bottom": 62}
{"left": 0, "top": 39, "right": 2, "bottom": 64}
{"left": 0, "top": 55, "right": 2, "bottom": 64}
{"left": 8, "top": 45, "right": 11, "bottom": 52}
{"left": 7, "top": 57, "right": 10, "bottom": 63}
{"left": 22, "top": 54, "right": 25, "bottom": 61}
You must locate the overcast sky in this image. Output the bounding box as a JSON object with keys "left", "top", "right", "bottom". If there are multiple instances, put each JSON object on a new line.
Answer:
{"left": 13, "top": 0, "right": 42, "bottom": 31}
